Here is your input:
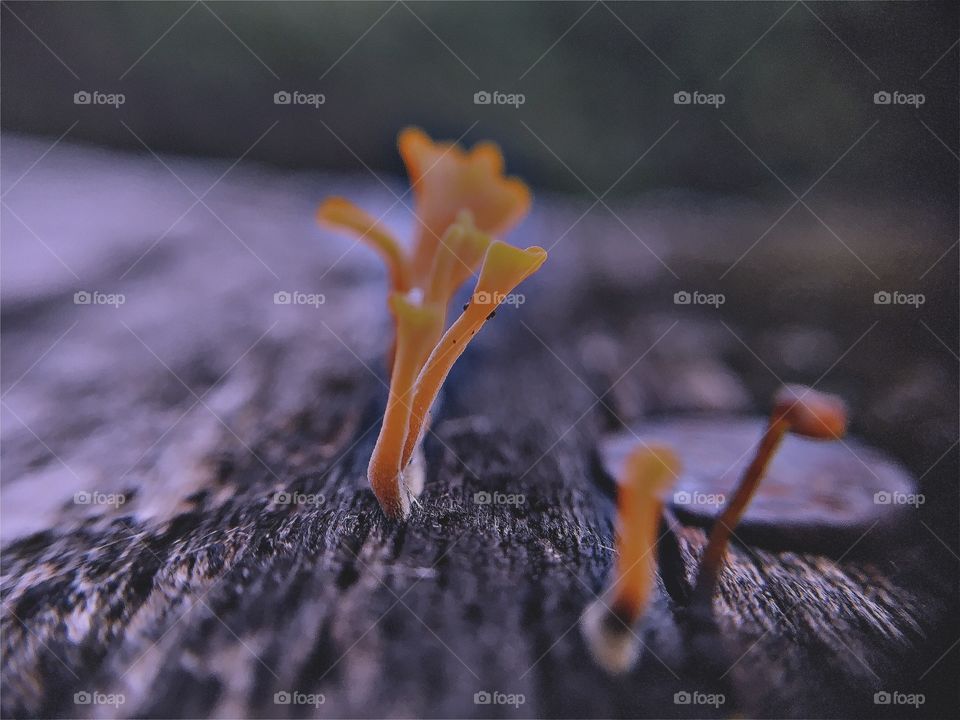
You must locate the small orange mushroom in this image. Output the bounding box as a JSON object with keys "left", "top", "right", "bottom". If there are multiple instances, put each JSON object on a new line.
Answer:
{"left": 582, "top": 444, "right": 680, "bottom": 674}
{"left": 318, "top": 130, "right": 544, "bottom": 520}
{"left": 398, "top": 128, "right": 531, "bottom": 284}
{"left": 693, "top": 385, "right": 848, "bottom": 601}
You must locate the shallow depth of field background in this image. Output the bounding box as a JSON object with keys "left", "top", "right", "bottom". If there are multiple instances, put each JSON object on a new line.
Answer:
{"left": 3, "top": 1, "right": 956, "bottom": 198}
{"left": 2, "top": 2, "right": 958, "bottom": 536}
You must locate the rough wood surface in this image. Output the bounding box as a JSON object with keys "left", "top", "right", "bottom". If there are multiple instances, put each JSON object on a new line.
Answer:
{"left": 1, "top": 136, "right": 957, "bottom": 718}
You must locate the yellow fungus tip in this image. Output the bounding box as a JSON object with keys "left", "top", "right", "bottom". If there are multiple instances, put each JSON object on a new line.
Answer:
{"left": 316, "top": 197, "right": 411, "bottom": 293}
{"left": 582, "top": 443, "right": 680, "bottom": 674}
{"left": 473, "top": 243, "right": 547, "bottom": 301}
{"left": 621, "top": 445, "right": 681, "bottom": 500}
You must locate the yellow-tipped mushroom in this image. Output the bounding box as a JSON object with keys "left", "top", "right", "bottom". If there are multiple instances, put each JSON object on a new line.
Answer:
{"left": 398, "top": 128, "right": 531, "bottom": 284}
{"left": 582, "top": 444, "right": 680, "bottom": 674}
{"left": 318, "top": 129, "right": 545, "bottom": 520}
{"left": 693, "top": 385, "right": 849, "bottom": 602}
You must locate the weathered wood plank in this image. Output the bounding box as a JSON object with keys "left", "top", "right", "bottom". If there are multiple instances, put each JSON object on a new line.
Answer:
{"left": 1, "top": 137, "right": 956, "bottom": 718}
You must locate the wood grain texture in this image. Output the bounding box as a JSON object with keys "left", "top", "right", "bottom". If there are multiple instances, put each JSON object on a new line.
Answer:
{"left": 1, "top": 136, "right": 957, "bottom": 718}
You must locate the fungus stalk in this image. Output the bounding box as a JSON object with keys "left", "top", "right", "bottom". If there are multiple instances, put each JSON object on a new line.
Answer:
{"left": 582, "top": 445, "right": 680, "bottom": 674}
{"left": 317, "top": 128, "right": 543, "bottom": 520}
{"left": 693, "top": 385, "right": 848, "bottom": 602}
{"left": 367, "top": 295, "right": 442, "bottom": 517}
{"left": 400, "top": 242, "right": 547, "bottom": 469}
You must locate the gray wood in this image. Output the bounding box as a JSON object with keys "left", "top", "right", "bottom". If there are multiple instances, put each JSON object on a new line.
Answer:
{"left": 1, "top": 136, "right": 956, "bottom": 718}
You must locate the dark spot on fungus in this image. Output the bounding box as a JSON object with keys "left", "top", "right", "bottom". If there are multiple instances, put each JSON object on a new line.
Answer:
{"left": 607, "top": 599, "right": 635, "bottom": 631}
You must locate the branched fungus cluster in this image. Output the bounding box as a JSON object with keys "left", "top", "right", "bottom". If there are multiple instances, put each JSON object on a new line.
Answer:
{"left": 318, "top": 128, "right": 546, "bottom": 519}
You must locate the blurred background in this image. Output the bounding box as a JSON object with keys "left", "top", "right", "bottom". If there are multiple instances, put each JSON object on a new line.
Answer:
{"left": 2, "top": 0, "right": 957, "bottom": 198}
{"left": 2, "top": 0, "right": 958, "bottom": 542}
{"left": 3, "top": 1, "right": 958, "bottom": 525}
